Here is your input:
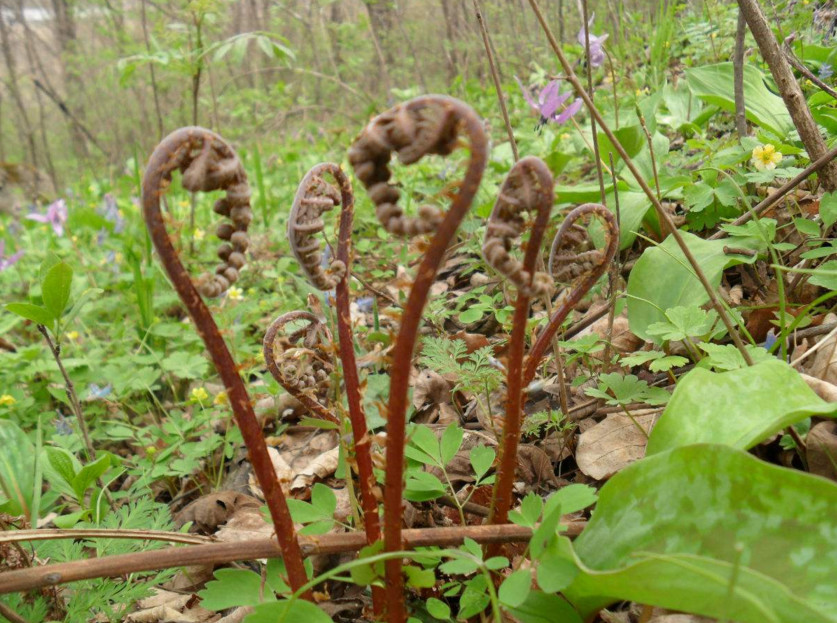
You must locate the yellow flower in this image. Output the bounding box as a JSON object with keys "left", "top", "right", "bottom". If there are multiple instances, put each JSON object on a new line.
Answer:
{"left": 114, "top": 252, "right": 123, "bottom": 264}
{"left": 191, "top": 387, "right": 209, "bottom": 403}
{"left": 0, "top": 394, "right": 16, "bottom": 406}
{"left": 194, "top": 228, "right": 205, "bottom": 241}
{"left": 178, "top": 200, "right": 190, "bottom": 208}
{"left": 751, "top": 144, "right": 783, "bottom": 171}
{"left": 213, "top": 391, "right": 229, "bottom": 406}
{"left": 227, "top": 286, "right": 243, "bottom": 301}
{"left": 66, "top": 331, "right": 79, "bottom": 341}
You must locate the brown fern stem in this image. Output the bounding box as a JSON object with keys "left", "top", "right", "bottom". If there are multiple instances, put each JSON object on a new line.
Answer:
{"left": 483, "top": 158, "right": 554, "bottom": 553}
{"left": 141, "top": 126, "right": 309, "bottom": 596}
{"left": 350, "top": 96, "right": 488, "bottom": 623}
{"left": 523, "top": 203, "right": 618, "bottom": 387}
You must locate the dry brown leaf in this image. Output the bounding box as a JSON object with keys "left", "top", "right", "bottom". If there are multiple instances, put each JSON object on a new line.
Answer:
{"left": 576, "top": 411, "right": 661, "bottom": 480}
{"left": 216, "top": 607, "right": 253, "bottom": 623}
{"left": 801, "top": 372, "right": 837, "bottom": 402}
{"left": 412, "top": 369, "right": 452, "bottom": 411}
{"left": 215, "top": 505, "right": 272, "bottom": 542}
{"left": 126, "top": 589, "right": 216, "bottom": 623}
{"left": 807, "top": 420, "right": 837, "bottom": 482}
{"left": 291, "top": 446, "right": 340, "bottom": 491}
{"left": 806, "top": 314, "right": 837, "bottom": 384}
{"left": 174, "top": 491, "right": 261, "bottom": 533}
{"left": 580, "top": 313, "right": 642, "bottom": 356}
{"left": 517, "top": 444, "right": 561, "bottom": 488}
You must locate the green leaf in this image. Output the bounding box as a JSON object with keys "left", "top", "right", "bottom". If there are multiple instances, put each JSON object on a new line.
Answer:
{"left": 458, "top": 575, "right": 491, "bottom": 619}
{"left": 627, "top": 232, "right": 757, "bottom": 341}
{"left": 160, "top": 351, "right": 209, "bottom": 379}
{"left": 72, "top": 454, "right": 113, "bottom": 501}
{"left": 440, "top": 424, "right": 463, "bottom": 465}
{"left": 439, "top": 556, "right": 480, "bottom": 576}
{"left": 5, "top": 302, "right": 54, "bottom": 327}
{"left": 63, "top": 288, "right": 104, "bottom": 328}
{"left": 795, "top": 217, "right": 821, "bottom": 237}
{"left": 646, "top": 305, "right": 718, "bottom": 341}
{"left": 426, "top": 597, "right": 451, "bottom": 620}
{"left": 509, "top": 492, "right": 543, "bottom": 528}
{"left": 537, "top": 540, "right": 579, "bottom": 593}
{"left": 697, "top": 342, "right": 772, "bottom": 371}
{"left": 686, "top": 63, "right": 793, "bottom": 137}
{"left": 647, "top": 359, "right": 837, "bottom": 454}
{"left": 409, "top": 425, "right": 441, "bottom": 464}
{"left": 821, "top": 192, "right": 837, "bottom": 229}
{"left": 0, "top": 421, "right": 35, "bottom": 518}
{"left": 564, "top": 444, "right": 837, "bottom": 622}
{"left": 45, "top": 447, "right": 78, "bottom": 486}
{"left": 404, "top": 565, "right": 436, "bottom": 588}
{"left": 246, "top": 600, "right": 332, "bottom": 623}
{"left": 469, "top": 445, "right": 495, "bottom": 480}
{"left": 404, "top": 471, "right": 446, "bottom": 502}
{"left": 808, "top": 260, "right": 837, "bottom": 290}
{"left": 548, "top": 484, "right": 597, "bottom": 515}
{"left": 499, "top": 569, "right": 532, "bottom": 608}
{"left": 458, "top": 307, "right": 484, "bottom": 324}
{"left": 310, "top": 483, "right": 337, "bottom": 518}
{"left": 41, "top": 261, "right": 73, "bottom": 320}
{"left": 504, "top": 591, "right": 582, "bottom": 623}
{"left": 199, "top": 569, "right": 276, "bottom": 610}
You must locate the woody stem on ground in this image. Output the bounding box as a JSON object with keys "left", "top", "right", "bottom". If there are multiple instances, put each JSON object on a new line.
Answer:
{"left": 0, "top": 522, "right": 586, "bottom": 595}
{"left": 737, "top": 0, "right": 837, "bottom": 191}
{"left": 472, "top": 0, "right": 518, "bottom": 162}
{"left": 37, "top": 324, "right": 95, "bottom": 462}
{"left": 527, "top": 0, "right": 755, "bottom": 366}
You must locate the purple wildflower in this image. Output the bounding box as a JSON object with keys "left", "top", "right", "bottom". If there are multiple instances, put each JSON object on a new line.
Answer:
{"left": 820, "top": 63, "right": 834, "bottom": 81}
{"left": 87, "top": 383, "right": 113, "bottom": 401}
{"left": 27, "top": 199, "right": 68, "bottom": 236}
{"left": 515, "top": 77, "right": 583, "bottom": 132}
{"left": 100, "top": 193, "right": 125, "bottom": 234}
{"left": 577, "top": 15, "right": 609, "bottom": 68}
{"left": 0, "top": 240, "right": 23, "bottom": 272}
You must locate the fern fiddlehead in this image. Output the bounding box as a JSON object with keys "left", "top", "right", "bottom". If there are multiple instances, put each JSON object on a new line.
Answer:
{"left": 263, "top": 310, "right": 338, "bottom": 425}
{"left": 285, "top": 162, "right": 385, "bottom": 615}
{"left": 350, "top": 96, "right": 488, "bottom": 623}
{"left": 141, "top": 126, "right": 309, "bottom": 595}
{"left": 481, "top": 156, "right": 554, "bottom": 538}
{"left": 524, "top": 203, "right": 619, "bottom": 386}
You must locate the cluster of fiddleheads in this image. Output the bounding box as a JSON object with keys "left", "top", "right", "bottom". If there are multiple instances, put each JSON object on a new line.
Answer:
{"left": 141, "top": 99, "right": 618, "bottom": 623}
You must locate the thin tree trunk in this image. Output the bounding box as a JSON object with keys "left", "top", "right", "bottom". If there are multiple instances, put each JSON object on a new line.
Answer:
{"left": 737, "top": 0, "right": 837, "bottom": 190}
{"left": 734, "top": 9, "right": 749, "bottom": 138}
{"left": 141, "top": 0, "right": 164, "bottom": 140}
{"left": 0, "top": 8, "right": 38, "bottom": 170}
{"left": 440, "top": 0, "right": 460, "bottom": 81}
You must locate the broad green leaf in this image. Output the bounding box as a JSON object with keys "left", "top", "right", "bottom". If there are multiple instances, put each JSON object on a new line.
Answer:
{"left": 504, "top": 590, "right": 582, "bottom": 623}
{"left": 469, "top": 445, "right": 495, "bottom": 480}
{"left": 0, "top": 421, "right": 35, "bottom": 518}
{"left": 404, "top": 565, "right": 436, "bottom": 588}
{"left": 499, "top": 569, "right": 532, "bottom": 608}
{"left": 404, "top": 470, "right": 446, "bottom": 502}
{"left": 426, "top": 597, "right": 451, "bottom": 620}
{"left": 647, "top": 359, "right": 837, "bottom": 454}
{"left": 42, "top": 261, "right": 73, "bottom": 320}
{"left": 537, "top": 540, "right": 579, "bottom": 593}
{"left": 809, "top": 260, "right": 837, "bottom": 290}
{"left": 821, "top": 192, "right": 837, "bottom": 229}
{"left": 458, "top": 575, "right": 491, "bottom": 620}
{"left": 46, "top": 447, "right": 78, "bottom": 486}
{"left": 199, "top": 568, "right": 277, "bottom": 610}
{"left": 72, "top": 454, "right": 113, "bottom": 501}
{"left": 686, "top": 63, "right": 793, "bottom": 137}
{"left": 5, "top": 302, "right": 55, "bottom": 327}
{"left": 438, "top": 556, "right": 480, "bottom": 575}
{"left": 564, "top": 444, "right": 837, "bottom": 622}
{"left": 160, "top": 351, "right": 209, "bottom": 379}
{"left": 509, "top": 492, "right": 543, "bottom": 527}
{"left": 440, "top": 424, "right": 463, "bottom": 465}
{"left": 310, "top": 483, "right": 337, "bottom": 518}
{"left": 410, "top": 425, "right": 441, "bottom": 464}
{"left": 626, "top": 231, "right": 757, "bottom": 340}
{"left": 548, "top": 484, "right": 597, "bottom": 515}
{"left": 246, "top": 600, "right": 332, "bottom": 623}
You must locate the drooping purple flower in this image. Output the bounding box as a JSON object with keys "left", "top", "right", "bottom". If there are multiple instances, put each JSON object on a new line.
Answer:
{"left": 0, "top": 240, "right": 23, "bottom": 272}
{"left": 27, "top": 199, "right": 68, "bottom": 236}
{"left": 515, "top": 77, "right": 583, "bottom": 132}
{"left": 820, "top": 63, "right": 834, "bottom": 81}
{"left": 100, "top": 193, "right": 125, "bottom": 234}
{"left": 87, "top": 383, "right": 113, "bottom": 401}
{"left": 577, "top": 14, "right": 609, "bottom": 68}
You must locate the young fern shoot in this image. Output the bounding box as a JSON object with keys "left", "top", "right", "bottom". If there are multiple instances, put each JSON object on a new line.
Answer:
{"left": 525, "top": 203, "right": 619, "bottom": 386}
{"left": 284, "top": 163, "right": 384, "bottom": 614}
{"left": 141, "top": 127, "right": 309, "bottom": 595}
{"left": 481, "top": 157, "right": 554, "bottom": 547}
{"left": 350, "top": 96, "right": 488, "bottom": 623}
{"left": 262, "top": 310, "right": 339, "bottom": 425}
